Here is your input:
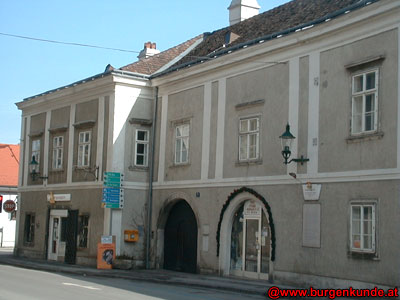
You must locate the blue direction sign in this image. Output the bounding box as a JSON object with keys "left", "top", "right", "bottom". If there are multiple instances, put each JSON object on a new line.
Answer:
{"left": 102, "top": 172, "right": 124, "bottom": 208}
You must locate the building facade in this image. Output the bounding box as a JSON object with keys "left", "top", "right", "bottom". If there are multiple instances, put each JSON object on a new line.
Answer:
{"left": 15, "top": 38, "right": 202, "bottom": 265}
{"left": 148, "top": 0, "right": 400, "bottom": 288}
{"left": 15, "top": 0, "right": 400, "bottom": 289}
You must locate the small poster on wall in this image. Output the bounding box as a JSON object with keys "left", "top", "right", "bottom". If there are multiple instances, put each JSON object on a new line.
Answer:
{"left": 302, "top": 183, "right": 322, "bottom": 201}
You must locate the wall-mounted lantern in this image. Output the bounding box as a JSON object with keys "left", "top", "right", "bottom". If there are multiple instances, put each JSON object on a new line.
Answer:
{"left": 29, "top": 156, "right": 48, "bottom": 181}
{"left": 279, "top": 123, "right": 309, "bottom": 165}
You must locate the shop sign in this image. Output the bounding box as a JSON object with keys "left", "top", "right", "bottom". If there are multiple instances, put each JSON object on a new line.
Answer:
{"left": 244, "top": 200, "right": 261, "bottom": 218}
{"left": 47, "top": 193, "right": 71, "bottom": 202}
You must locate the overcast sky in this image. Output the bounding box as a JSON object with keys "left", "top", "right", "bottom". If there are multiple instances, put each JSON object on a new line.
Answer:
{"left": 0, "top": 0, "right": 290, "bottom": 144}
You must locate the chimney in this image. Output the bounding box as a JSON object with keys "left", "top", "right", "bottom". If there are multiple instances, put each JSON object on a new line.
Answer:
{"left": 228, "top": 0, "right": 260, "bottom": 26}
{"left": 137, "top": 41, "right": 160, "bottom": 60}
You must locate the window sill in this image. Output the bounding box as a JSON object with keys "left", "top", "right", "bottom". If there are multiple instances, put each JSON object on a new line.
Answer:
{"left": 236, "top": 159, "right": 263, "bottom": 166}
{"left": 128, "top": 165, "right": 149, "bottom": 172}
{"left": 346, "top": 131, "right": 384, "bottom": 144}
{"left": 348, "top": 251, "right": 379, "bottom": 260}
{"left": 74, "top": 166, "right": 91, "bottom": 170}
{"left": 49, "top": 169, "right": 65, "bottom": 173}
{"left": 169, "top": 162, "right": 190, "bottom": 168}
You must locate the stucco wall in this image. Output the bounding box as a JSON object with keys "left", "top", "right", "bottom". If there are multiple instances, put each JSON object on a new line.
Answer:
{"left": 152, "top": 180, "right": 400, "bottom": 286}
{"left": 48, "top": 106, "right": 70, "bottom": 184}
{"left": 319, "top": 29, "right": 398, "bottom": 172}
{"left": 17, "top": 188, "right": 104, "bottom": 261}
{"left": 224, "top": 63, "right": 289, "bottom": 178}
{"left": 164, "top": 86, "right": 204, "bottom": 182}
{"left": 72, "top": 99, "right": 99, "bottom": 182}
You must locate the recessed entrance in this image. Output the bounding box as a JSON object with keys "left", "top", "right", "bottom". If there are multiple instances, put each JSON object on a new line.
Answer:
{"left": 163, "top": 200, "right": 198, "bottom": 273}
{"left": 47, "top": 209, "right": 68, "bottom": 261}
{"left": 230, "top": 200, "right": 270, "bottom": 279}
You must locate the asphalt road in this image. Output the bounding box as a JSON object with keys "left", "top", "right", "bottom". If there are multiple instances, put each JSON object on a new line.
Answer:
{"left": 0, "top": 264, "right": 265, "bottom": 300}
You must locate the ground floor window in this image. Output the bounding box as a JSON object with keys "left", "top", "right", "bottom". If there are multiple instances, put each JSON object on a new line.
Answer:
{"left": 350, "top": 203, "right": 376, "bottom": 253}
{"left": 24, "top": 213, "right": 35, "bottom": 245}
{"left": 78, "top": 215, "right": 89, "bottom": 248}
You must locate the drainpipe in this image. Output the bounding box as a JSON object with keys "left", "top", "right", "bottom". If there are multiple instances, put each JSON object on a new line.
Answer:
{"left": 146, "top": 87, "right": 158, "bottom": 269}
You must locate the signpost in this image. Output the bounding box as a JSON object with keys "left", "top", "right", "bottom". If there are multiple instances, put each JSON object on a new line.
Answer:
{"left": 102, "top": 172, "right": 124, "bottom": 208}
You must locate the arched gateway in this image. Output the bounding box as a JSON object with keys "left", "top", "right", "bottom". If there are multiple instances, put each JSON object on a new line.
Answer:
{"left": 163, "top": 200, "right": 198, "bottom": 273}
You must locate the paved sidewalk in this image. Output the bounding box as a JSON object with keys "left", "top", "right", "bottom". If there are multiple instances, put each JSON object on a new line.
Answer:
{"left": 0, "top": 248, "right": 290, "bottom": 297}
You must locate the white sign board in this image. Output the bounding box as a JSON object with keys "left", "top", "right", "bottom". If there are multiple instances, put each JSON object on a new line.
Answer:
{"left": 47, "top": 194, "right": 71, "bottom": 202}
{"left": 302, "top": 184, "right": 321, "bottom": 201}
{"left": 302, "top": 204, "right": 321, "bottom": 248}
{"left": 101, "top": 235, "right": 113, "bottom": 244}
{"left": 244, "top": 200, "right": 261, "bottom": 218}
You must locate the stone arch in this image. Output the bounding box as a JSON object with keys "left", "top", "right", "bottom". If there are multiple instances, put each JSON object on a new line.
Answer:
{"left": 155, "top": 191, "right": 200, "bottom": 271}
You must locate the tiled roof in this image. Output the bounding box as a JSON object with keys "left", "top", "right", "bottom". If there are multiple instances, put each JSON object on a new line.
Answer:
{"left": 165, "top": 0, "right": 377, "bottom": 73}
{"left": 0, "top": 144, "right": 20, "bottom": 187}
{"left": 120, "top": 35, "right": 203, "bottom": 75}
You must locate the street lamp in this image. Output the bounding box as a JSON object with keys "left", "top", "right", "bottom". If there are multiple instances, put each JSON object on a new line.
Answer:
{"left": 29, "top": 156, "right": 48, "bottom": 181}
{"left": 279, "top": 123, "right": 309, "bottom": 165}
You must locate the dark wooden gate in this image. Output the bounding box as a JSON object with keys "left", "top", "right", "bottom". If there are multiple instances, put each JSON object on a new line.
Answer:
{"left": 164, "top": 201, "right": 198, "bottom": 273}
{"left": 64, "top": 210, "right": 78, "bottom": 264}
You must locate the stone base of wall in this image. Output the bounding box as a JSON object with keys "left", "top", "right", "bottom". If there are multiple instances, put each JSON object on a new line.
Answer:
{"left": 274, "top": 271, "right": 395, "bottom": 290}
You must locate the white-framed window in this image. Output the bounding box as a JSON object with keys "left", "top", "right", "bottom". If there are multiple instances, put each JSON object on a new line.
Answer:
{"left": 175, "top": 123, "right": 189, "bottom": 164}
{"left": 135, "top": 129, "right": 149, "bottom": 167}
{"left": 351, "top": 69, "right": 378, "bottom": 134}
{"left": 52, "top": 136, "right": 64, "bottom": 170}
{"left": 32, "top": 139, "right": 41, "bottom": 164}
{"left": 350, "top": 203, "right": 376, "bottom": 253}
{"left": 239, "top": 117, "right": 260, "bottom": 161}
{"left": 78, "top": 131, "right": 91, "bottom": 167}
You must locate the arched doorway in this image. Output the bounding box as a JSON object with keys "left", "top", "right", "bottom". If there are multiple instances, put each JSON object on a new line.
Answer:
{"left": 217, "top": 187, "right": 275, "bottom": 280}
{"left": 164, "top": 200, "right": 198, "bottom": 273}
{"left": 230, "top": 200, "right": 270, "bottom": 279}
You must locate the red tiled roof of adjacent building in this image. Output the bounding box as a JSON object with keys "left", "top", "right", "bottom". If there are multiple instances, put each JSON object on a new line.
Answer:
{"left": 120, "top": 35, "right": 203, "bottom": 75}
{"left": 0, "top": 144, "right": 20, "bottom": 187}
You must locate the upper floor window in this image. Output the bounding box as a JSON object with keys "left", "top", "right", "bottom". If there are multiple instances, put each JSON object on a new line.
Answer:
{"left": 175, "top": 123, "right": 189, "bottom": 164}
{"left": 135, "top": 130, "right": 149, "bottom": 167}
{"left": 350, "top": 203, "right": 376, "bottom": 253}
{"left": 78, "top": 131, "right": 91, "bottom": 167}
{"left": 351, "top": 69, "right": 378, "bottom": 134}
{"left": 52, "top": 136, "right": 64, "bottom": 170}
{"left": 32, "top": 139, "right": 40, "bottom": 165}
{"left": 239, "top": 117, "right": 259, "bottom": 161}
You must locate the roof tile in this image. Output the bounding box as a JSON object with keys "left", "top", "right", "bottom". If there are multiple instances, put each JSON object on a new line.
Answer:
{"left": 120, "top": 35, "right": 203, "bottom": 75}
{"left": 173, "top": 0, "right": 371, "bottom": 68}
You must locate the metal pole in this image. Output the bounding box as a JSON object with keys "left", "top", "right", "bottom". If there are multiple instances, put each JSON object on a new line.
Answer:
{"left": 146, "top": 87, "right": 158, "bottom": 269}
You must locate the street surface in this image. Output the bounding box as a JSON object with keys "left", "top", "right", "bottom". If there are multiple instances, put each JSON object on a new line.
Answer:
{"left": 0, "top": 264, "right": 265, "bottom": 300}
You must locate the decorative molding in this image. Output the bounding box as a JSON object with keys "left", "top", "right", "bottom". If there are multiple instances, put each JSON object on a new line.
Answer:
{"left": 129, "top": 118, "right": 152, "bottom": 126}
{"left": 73, "top": 120, "right": 96, "bottom": 129}
{"left": 28, "top": 131, "right": 44, "bottom": 138}
{"left": 235, "top": 99, "right": 265, "bottom": 110}
{"left": 48, "top": 126, "right": 68, "bottom": 133}
{"left": 345, "top": 54, "right": 385, "bottom": 70}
